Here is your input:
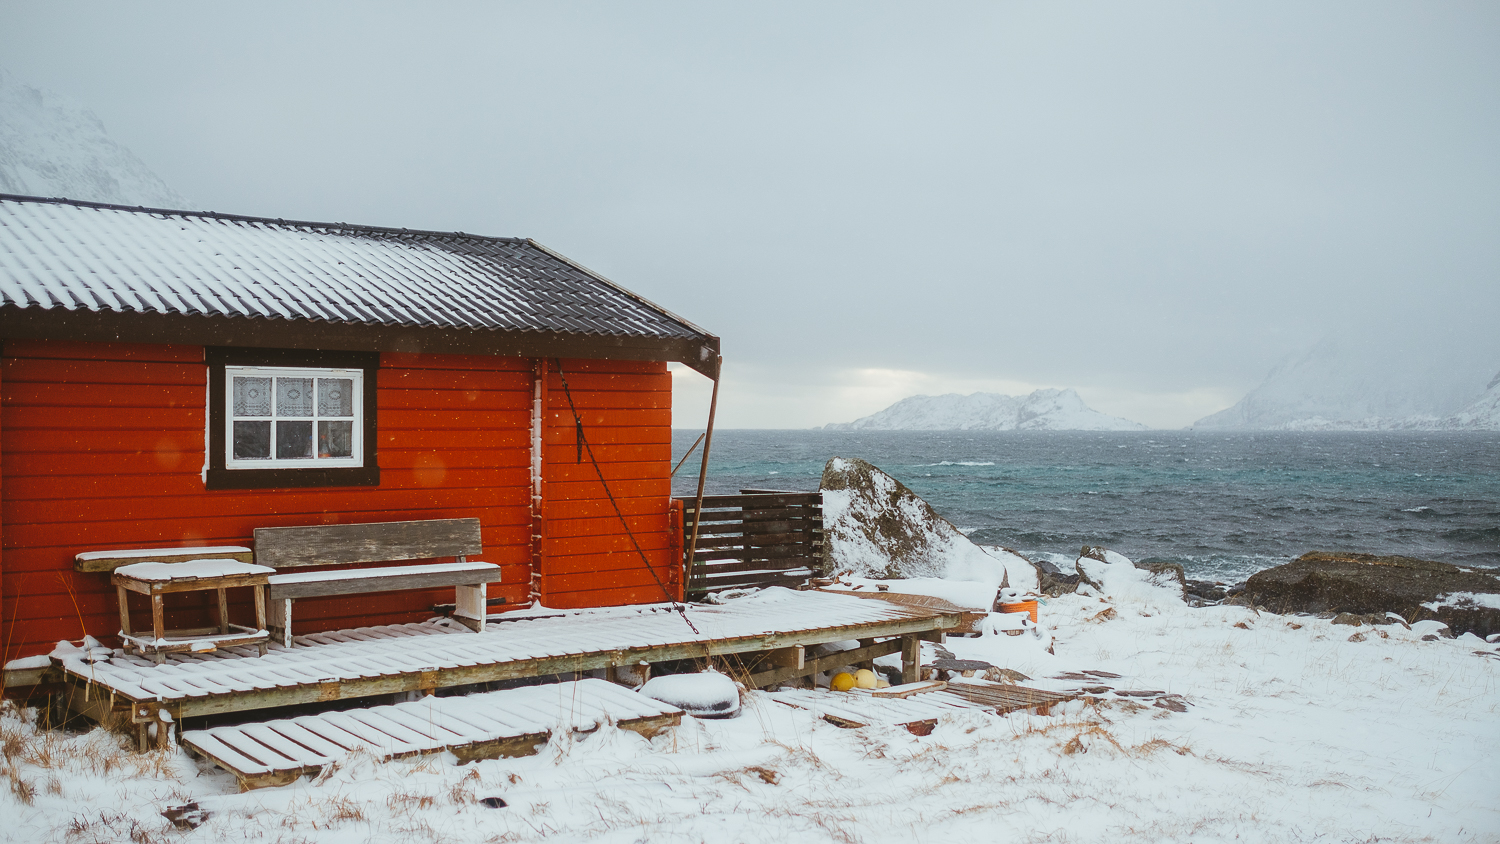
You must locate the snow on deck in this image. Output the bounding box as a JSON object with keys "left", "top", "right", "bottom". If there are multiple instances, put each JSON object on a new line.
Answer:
{"left": 54, "top": 589, "right": 946, "bottom": 705}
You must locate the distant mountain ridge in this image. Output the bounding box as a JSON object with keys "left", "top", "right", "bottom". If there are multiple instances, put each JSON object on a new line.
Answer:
{"left": 824, "top": 388, "right": 1147, "bottom": 431}
{"left": 0, "top": 68, "right": 189, "bottom": 208}
{"left": 1194, "top": 334, "right": 1499, "bottom": 431}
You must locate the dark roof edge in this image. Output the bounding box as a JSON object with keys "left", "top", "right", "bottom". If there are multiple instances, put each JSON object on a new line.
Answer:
{"left": 0, "top": 304, "right": 721, "bottom": 378}
{"left": 525, "top": 239, "right": 719, "bottom": 345}
{"left": 0, "top": 192, "right": 529, "bottom": 245}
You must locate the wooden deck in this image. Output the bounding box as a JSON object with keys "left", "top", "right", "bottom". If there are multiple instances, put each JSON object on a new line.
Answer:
{"left": 55, "top": 588, "right": 963, "bottom": 729}
{"left": 183, "top": 678, "right": 683, "bottom": 791}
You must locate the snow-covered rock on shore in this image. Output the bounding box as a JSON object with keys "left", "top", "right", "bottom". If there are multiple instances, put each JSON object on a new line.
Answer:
{"left": 824, "top": 388, "right": 1146, "bottom": 431}
{"left": 820, "top": 456, "right": 1038, "bottom": 592}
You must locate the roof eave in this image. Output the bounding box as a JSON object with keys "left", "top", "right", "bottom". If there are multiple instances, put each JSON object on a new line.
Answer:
{"left": 0, "top": 305, "right": 722, "bottom": 378}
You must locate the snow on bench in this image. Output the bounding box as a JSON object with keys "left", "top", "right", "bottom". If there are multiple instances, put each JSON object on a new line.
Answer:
{"left": 181, "top": 678, "right": 683, "bottom": 790}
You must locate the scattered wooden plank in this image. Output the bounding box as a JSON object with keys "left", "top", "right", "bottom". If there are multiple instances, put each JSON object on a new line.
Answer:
{"left": 871, "top": 680, "right": 947, "bottom": 699}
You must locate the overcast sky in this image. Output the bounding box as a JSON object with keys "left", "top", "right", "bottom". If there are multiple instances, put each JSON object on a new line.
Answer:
{"left": 3, "top": 2, "right": 1497, "bottom": 428}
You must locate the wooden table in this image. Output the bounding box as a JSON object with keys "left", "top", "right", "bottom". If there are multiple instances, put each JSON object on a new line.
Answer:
{"left": 112, "top": 560, "right": 274, "bottom": 662}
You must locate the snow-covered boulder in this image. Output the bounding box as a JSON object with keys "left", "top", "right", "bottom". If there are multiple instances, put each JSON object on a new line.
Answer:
{"left": 639, "top": 672, "right": 740, "bottom": 718}
{"left": 820, "top": 456, "right": 1038, "bottom": 592}
{"left": 1075, "top": 547, "right": 1185, "bottom": 609}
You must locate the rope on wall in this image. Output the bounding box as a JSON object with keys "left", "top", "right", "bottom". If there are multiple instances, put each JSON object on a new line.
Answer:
{"left": 552, "top": 360, "right": 700, "bottom": 635}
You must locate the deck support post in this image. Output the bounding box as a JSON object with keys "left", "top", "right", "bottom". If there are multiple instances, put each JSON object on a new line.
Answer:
{"left": 901, "top": 635, "right": 921, "bottom": 685}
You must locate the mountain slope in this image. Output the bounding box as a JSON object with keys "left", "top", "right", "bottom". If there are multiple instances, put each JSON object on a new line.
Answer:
{"left": 1194, "top": 334, "right": 1498, "bottom": 431}
{"left": 0, "top": 69, "right": 189, "bottom": 208}
{"left": 824, "top": 388, "right": 1147, "bottom": 431}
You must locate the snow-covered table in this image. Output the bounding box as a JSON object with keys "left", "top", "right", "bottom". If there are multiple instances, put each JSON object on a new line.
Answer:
{"left": 112, "top": 559, "right": 274, "bottom": 662}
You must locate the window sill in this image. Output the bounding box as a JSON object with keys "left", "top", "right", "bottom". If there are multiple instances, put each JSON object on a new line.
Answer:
{"left": 205, "top": 466, "right": 381, "bottom": 491}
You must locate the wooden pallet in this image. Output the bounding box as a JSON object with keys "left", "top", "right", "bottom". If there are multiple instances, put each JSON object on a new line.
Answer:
{"left": 941, "top": 679, "right": 1079, "bottom": 715}
{"left": 182, "top": 679, "right": 682, "bottom": 791}
{"left": 770, "top": 680, "right": 1079, "bottom": 735}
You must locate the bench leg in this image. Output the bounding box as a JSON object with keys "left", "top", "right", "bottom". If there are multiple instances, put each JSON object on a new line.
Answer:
{"left": 453, "top": 584, "right": 486, "bottom": 633}
{"left": 267, "top": 598, "right": 292, "bottom": 648}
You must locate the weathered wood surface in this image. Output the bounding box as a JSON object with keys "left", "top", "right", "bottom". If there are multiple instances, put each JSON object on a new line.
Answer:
{"left": 75, "top": 546, "right": 255, "bottom": 573}
{"left": 57, "top": 590, "right": 964, "bottom": 719}
{"left": 181, "top": 678, "right": 681, "bottom": 791}
{"left": 253, "top": 518, "right": 483, "bottom": 568}
{"left": 943, "top": 680, "right": 1078, "bottom": 715}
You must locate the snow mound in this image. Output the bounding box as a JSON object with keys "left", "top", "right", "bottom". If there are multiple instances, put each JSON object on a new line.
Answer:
{"left": 0, "top": 69, "right": 190, "bottom": 208}
{"left": 821, "top": 456, "right": 1038, "bottom": 592}
{"left": 824, "top": 388, "right": 1146, "bottom": 431}
{"left": 639, "top": 672, "right": 740, "bottom": 718}
{"left": 1075, "top": 548, "right": 1185, "bottom": 610}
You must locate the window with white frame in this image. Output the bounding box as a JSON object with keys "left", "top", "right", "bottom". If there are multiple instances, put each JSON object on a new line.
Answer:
{"left": 225, "top": 366, "right": 363, "bottom": 468}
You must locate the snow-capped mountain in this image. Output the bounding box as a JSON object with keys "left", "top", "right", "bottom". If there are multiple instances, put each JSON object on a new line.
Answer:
{"left": 1194, "top": 334, "right": 1498, "bottom": 431}
{"left": 0, "top": 69, "right": 189, "bottom": 208}
{"left": 823, "top": 388, "right": 1147, "bottom": 431}
{"left": 1437, "top": 372, "right": 1500, "bottom": 430}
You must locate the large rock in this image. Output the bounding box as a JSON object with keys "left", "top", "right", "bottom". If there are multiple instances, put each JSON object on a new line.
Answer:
{"left": 820, "top": 457, "right": 1038, "bottom": 591}
{"left": 1242, "top": 552, "right": 1500, "bottom": 637}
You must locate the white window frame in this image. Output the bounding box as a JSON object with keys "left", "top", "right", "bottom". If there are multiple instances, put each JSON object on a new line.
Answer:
{"left": 224, "top": 365, "right": 365, "bottom": 470}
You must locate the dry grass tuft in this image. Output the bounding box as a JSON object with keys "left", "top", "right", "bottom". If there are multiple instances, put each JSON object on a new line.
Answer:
{"left": 1088, "top": 608, "right": 1118, "bottom": 623}
{"left": 324, "top": 796, "right": 368, "bottom": 823}
{"left": 1133, "top": 738, "right": 1193, "bottom": 756}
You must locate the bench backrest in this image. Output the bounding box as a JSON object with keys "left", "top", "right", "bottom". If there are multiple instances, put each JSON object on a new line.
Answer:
{"left": 253, "top": 518, "right": 483, "bottom": 569}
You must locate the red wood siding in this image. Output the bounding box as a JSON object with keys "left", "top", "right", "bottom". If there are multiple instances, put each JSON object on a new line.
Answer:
{"left": 541, "top": 359, "right": 678, "bottom": 609}
{"left": 0, "top": 342, "right": 677, "bottom": 665}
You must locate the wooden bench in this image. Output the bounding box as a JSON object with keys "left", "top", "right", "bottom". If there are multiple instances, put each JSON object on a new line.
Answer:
{"left": 254, "top": 518, "right": 500, "bottom": 648}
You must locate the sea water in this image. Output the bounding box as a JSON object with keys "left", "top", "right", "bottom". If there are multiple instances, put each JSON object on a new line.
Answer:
{"left": 671, "top": 430, "right": 1500, "bottom": 584}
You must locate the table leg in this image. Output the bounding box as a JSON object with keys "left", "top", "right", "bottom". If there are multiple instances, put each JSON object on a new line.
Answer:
{"left": 217, "top": 588, "right": 230, "bottom": 634}
{"left": 254, "top": 586, "right": 268, "bottom": 656}
{"left": 150, "top": 593, "right": 165, "bottom": 647}
{"left": 117, "top": 586, "right": 131, "bottom": 638}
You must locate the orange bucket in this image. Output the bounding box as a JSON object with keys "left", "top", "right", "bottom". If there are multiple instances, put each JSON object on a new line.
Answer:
{"left": 998, "top": 600, "right": 1038, "bottom": 623}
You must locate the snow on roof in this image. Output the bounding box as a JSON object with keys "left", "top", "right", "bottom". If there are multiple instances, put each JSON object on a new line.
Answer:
{"left": 0, "top": 194, "right": 711, "bottom": 342}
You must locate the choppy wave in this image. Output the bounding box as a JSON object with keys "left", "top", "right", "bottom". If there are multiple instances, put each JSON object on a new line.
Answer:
{"left": 928, "top": 460, "right": 996, "bottom": 466}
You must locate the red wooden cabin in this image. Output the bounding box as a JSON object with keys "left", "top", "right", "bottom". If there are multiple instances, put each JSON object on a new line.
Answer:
{"left": 0, "top": 195, "right": 719, "bottom": 677}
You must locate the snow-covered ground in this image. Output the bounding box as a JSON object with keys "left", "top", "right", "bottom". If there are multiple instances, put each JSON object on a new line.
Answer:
{"left": 4, "top": 578, "right": 1496, "bottom": 843}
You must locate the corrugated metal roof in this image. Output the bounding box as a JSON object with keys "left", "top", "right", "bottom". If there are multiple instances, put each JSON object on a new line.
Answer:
{"left": 0, "top": 194, "right": 711, "bottom": 341}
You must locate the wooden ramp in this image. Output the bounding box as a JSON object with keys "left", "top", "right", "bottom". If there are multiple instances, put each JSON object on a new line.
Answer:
{"left": 770, "top": 681, "right": 1078, "bottom": 735}
{"left": 182, "top": 679, "right": 682, "bottom": 791}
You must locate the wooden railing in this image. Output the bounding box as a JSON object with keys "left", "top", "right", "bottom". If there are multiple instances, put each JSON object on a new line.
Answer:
{"left": 678, "top": 491, "right": 824, "bottom": 599}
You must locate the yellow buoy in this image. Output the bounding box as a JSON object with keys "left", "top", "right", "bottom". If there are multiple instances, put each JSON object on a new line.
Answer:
{"left": 853, "top": 669, "right": 879, "bottom": 689}
{"left": 830, "top": 672, "right": 856, "bottom": 691}
{"left": 875, "top": 678, "right": 891, "bottom": 689}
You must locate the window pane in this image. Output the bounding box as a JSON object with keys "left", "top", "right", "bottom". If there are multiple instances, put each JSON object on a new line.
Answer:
{"left": 276, "top": 420, "right": 314, "bottom": 459}
{"left": 233, "top": 377, "right": 272, "bottom": 416}
{"left": 233, "top": 421, "right": 271, "bottom": 459}
{"left": 319, "top": 420, "right": 354, "bottom": 458}
{"left": 318, "top": 378, "right": 354, "bottom": 417}
{"left": 277, "top": 378, "right": 314, "bottom": 417}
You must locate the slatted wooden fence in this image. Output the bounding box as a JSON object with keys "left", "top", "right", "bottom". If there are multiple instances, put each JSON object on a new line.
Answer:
{"left": 680, "top": 491, "right": 824, "bottom": 599}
